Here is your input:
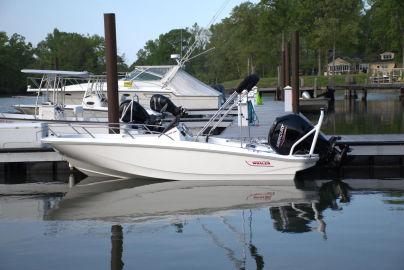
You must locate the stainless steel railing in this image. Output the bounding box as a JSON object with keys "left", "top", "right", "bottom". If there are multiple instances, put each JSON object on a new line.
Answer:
{"left": 47, "top": 122, "right": 175, "bottom": 141}
{"left": 288, "top": 109, "right": 324, "bottom": 156}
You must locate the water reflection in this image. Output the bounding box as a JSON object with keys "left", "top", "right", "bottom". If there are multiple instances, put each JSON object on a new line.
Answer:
{"left": 111, "top": 225, "right": 124, "bottom": 270}
{"left": 48, "top": 178, "right": 404, "bottom": 269}
{"left": 3, "top": 177, "right": 404, "bottom": 225}
{"left": 306, "top": 94, "right": 404, "bottom": 134}
{"left": 269, "top": 180, "right": 351, "bottom": 239}
{"left": 1, "top": 178, "right": 404, "bottom": 270}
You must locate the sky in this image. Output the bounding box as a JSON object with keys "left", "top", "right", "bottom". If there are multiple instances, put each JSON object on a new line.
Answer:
{"left": 0, "top": 0, "right": 257, "bottom": 65}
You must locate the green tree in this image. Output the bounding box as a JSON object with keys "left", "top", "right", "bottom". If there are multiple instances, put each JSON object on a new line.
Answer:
{"left": 35, "top": 28, "right": 128, "bottom": 74}
{"left": 132, "top": 28, "right": 194, "bottom": 67}
{"left": 0, "top": 32, "right": 35, "bottom": 94}
{"left": 367, "top": 0, "right": 404, "bottom": 67}
{"left": 299, "top": 0, "right": 363, "bottom": 75}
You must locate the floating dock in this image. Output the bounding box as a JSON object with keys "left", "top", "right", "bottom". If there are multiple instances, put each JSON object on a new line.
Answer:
{"left": 217, "top": 99, "right": 404, "bottom": 180}
{"left": 0, "top": 99, "right": 403, "bottom": 181}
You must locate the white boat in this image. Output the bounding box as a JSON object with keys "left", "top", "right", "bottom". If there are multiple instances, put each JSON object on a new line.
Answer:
{"left": 12, "top": 69, "right": 109, "bottom": 120}
{"left": 3, "top": 69, "right": 232, "bottom": 133}
{"left": 26, "top": 65, "right": 223, "bottom": 110}
{"left": 42, "top": 75, "right": 344, "bottom": 181}
{"left": 43, "top": 124, "right": 319, "bottom": 180}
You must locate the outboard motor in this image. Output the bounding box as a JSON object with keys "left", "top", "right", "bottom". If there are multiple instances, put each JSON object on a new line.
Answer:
{"left": 268, "top": 113, "right": 349, "bottom": 166}
{"left": 150, "top": 94, "right": 185, "bottom": 117}
{"left": 119, "top": 100, "right": 157, "bottom": 125}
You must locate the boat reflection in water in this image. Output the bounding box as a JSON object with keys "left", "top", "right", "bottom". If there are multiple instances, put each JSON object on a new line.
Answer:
{"left": 41, "top": 177, "right": 404, "bottom": 270}
{"left": 47, "top": 178, "right": 319, "bottom": 222}
{"left": 2, "top": 177, "right": 403, "bottom": 269}
{"left": 46, "top": 177, "right": 321, "bottom": 270}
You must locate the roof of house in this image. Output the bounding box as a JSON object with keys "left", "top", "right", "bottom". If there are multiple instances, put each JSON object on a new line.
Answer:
{"left": 327, "top": 58, "right": 351, "bottom": 66}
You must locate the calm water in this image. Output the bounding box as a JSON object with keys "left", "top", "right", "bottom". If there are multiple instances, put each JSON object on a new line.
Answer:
{"left": 1, "top": 178, "right": 404, "bottom": 270}
{"left": 0, "top": 95, "right": 38, "bottom": 113}
{"left": 306, "top": 91, "right": 404, "bottom": 134}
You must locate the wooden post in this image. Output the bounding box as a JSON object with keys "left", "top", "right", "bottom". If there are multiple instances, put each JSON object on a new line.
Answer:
{"left": 279, "top": 34, "right": 285, "bottom": 101}
{"left": 111, "top": 225, "right": 124, "bottom": 270}
{"left": 362, "top": 88, "right": 367, "bottom": 101}
{"left": 291, "top": 31, "right": 300, "bottom": 113}
{"left": 277, "top": 65, "right": 281, "bottom": 100}
{"left": 314, "top": 77, "right": 318, "bottom": 98}
{"left": 52, "top": 161, "right": 58, "bottom": 182}
{"left": 400, "top": 87, "right": 404, "bottom": 101}
{"left": 104, "top": 13, "right": 120, "bottom": 134}
{"left": 285, "top": 41, "right": 291, "bottom": 87}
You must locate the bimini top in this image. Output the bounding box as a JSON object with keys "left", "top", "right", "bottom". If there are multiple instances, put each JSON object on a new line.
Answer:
{"left": 123, "top": 65, "right": 221, "bottom": 97}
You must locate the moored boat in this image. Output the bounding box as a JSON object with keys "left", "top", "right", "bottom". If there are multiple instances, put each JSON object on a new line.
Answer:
{"left": 42, "top": 75, "right": 348, "bottom": 181}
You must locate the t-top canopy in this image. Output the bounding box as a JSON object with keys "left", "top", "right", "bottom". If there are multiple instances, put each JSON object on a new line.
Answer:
{"left": 21, "top": 69, "right": 91, "bottom": 78}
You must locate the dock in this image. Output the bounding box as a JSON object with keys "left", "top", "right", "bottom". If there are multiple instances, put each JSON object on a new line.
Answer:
{"left": 217, "top": 99, "right": 404, "bottom": 147}
{"left": 257, "top": 82, "right": 404, "bottom": 102}
{"left": 0, "top": 98, "right": 403, "bottom": 181}
{"left": 216, "top": 99, "right": 404, "bottom": 179}
{"left": 333, "top": 83, "right": 404, "bottom": 90}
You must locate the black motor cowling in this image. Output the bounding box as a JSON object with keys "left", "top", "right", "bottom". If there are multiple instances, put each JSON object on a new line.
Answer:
{"left": 119, "top": 100, "right": 157, "bottom": 125}
{"left": 268, "top": 113, "right": 348, "bottom": 166}
{"left": 235, "top": 74, "right": 260, "bottom": 93}
{"left": 211, "top": 84, "right": 226, "bottom": 104}
{"left": 150, "top": 94, "right": 184, "bottom": 117}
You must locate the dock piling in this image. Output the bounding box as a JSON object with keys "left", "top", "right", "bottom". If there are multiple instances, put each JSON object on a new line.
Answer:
{"left": 285, "top": 41, "right": 291, "bottom": 87}
{"left": 291, "top": 31, "right": 300, "bottom": 113}
{"left": 104, "top": 13, "right": 120, "bottom": 134}
{"left": 279, "top": 33, "right": 285, "bottom": 101}
{"left": 314, "top": 77, "right": 318, "bottom": 98}
{"left": 362, "top": 88, "right": 367, "bottom": 101}
{"left": 111, "top": 225, "right": 124, "bottom": 270}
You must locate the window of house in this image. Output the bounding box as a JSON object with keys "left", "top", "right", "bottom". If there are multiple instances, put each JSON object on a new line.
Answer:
{"left": 382, "top": 54, "right": 393, "bottom": 60}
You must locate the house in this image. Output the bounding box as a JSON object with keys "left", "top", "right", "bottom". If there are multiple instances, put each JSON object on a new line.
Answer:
{"left": 326, "top": 58, "right": 351, "bottom": 75}
{"left": 358, "top": 63, "right": 369, "bottom": 73}
{"left": 380, "top": 51, "right": 395, "bottom": 61}
{"left": 369, "top": 51, "right": 399, "bottom": 83}
{"left": 369, "top": 51, "right": 397, "bottom": 75}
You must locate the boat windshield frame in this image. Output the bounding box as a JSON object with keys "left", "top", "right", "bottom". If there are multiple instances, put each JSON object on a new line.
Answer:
{"left": 124, "top": 66, "right": 175, "bottom": 82}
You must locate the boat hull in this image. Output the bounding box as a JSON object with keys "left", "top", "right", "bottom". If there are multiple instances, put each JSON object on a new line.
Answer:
{"left": 27, "top": 90, "right": 221, "bottom": 110}
{"left": 44, "top": 138, "right": 318, "bottom": 181}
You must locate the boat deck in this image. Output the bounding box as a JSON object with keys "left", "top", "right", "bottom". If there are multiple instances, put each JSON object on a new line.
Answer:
{"left": 217, "top": 100, "right": 286, "bottom": 140}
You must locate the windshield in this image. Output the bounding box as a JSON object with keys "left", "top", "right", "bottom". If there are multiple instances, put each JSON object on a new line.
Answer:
{"left": 124, "top": 66, "right": 172, "bottom": 81}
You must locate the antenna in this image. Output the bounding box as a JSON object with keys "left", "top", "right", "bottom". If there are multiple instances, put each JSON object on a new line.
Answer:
{"left": 180, "top": 28, "right": 183, "bottom": 59}
{"left": 162, "top": 0, "right": 232, "bottom": 88}
{"left": 179, "top": 0, "right": 232, "bottom": 66}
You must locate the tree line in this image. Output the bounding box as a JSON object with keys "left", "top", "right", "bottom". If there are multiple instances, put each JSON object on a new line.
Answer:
{"left": 135, "top": 0, "right": 403, "bottom": 84}
{"left": 0, "top": 29, "right": 128, "bottom": 94}
{"left": 0, "top": 0, "right": 402, "bottom": 94}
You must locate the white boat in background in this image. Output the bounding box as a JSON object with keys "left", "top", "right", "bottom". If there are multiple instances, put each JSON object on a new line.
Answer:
{"left": 11, "top": 69, "right": 110, "bottom": 121}
{"left": 1, "top": 69, "right": 232, "bottom": 134}
{"left": 43, "top": 75, "right": 346, "bottom": 181}
{"left": 26, "top": 65, "right": 223, "bottom": 110}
